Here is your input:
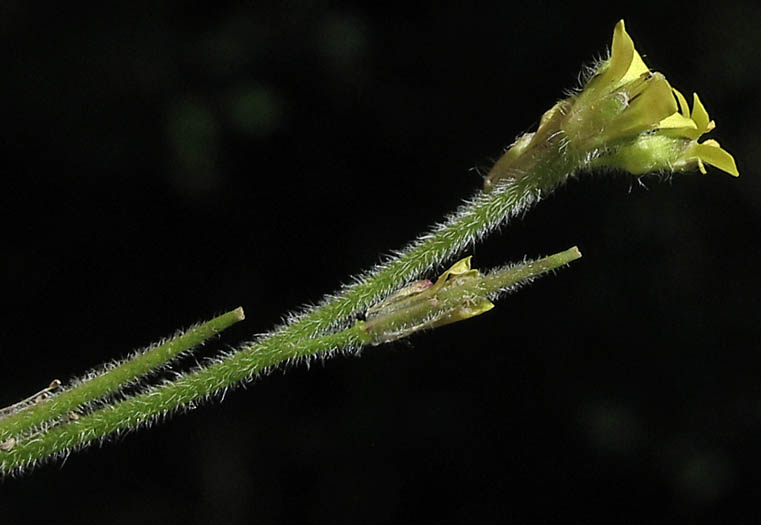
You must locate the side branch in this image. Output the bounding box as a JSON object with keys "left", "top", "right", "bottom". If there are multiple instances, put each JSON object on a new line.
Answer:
{"left": 0, "top": 308, "right": 245, "bottom": 445}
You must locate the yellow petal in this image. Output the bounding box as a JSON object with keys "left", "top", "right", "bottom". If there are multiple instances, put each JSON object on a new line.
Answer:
{"left": 658, "top": 112, "right": 698, "bottom": 131}
{"left": 608, "top": 20, "right": 636, "bottom": 86}
{"left": 454, "top": 299, "right": 495, "bottom": 321}
{"left": 658, "top": 112, "right": 701, "bottom": 140}
{"left": 618, "top": 74, "right": 678, "bottom": 136}
{"left": 693, "top": 142, "right": 739, "bottom": 176}
{"left": 673, "top": 88, "right": 690, "bottom": 117}
{"left": 431, "top": 256, "right": 479, "bottom": 291}
{"left": 446, "top": 256, "right": 472, "bottom": 276}
{"left": 697, "top": 158, "right": 707, "bottom": 175}
{"left": 430, "top": 298, "right": 495, "bottom": 329}
{"left": 691, "top": 93, "right": 711, "bottom": 132}
{"left": 621, "top": 36, "right": 649, "bottom": 84}
{"left": 622, "top": 51, "right": 648, "bottom": 83}
{"left": 583, "top": 21, "right": 649, "bottom": 95}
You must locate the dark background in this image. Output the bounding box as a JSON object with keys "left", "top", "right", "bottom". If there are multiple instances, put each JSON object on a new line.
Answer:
{"left": 2, "top": 2, "right": 760, "bottom": 523}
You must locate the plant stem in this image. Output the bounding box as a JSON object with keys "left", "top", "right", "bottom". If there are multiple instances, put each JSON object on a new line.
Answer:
{"left": 1, "top": 137, "right": 581, "bottom": 475}
{"left": 0, "top": 323, "right": 363, "bottom": 474}
{"left": 483, "top": 246, "right": 583, "bottom": 296}
{"left": 0, "top": 247, "right": 582, "bottom": 474}
{"left": 0, "top": 307, "right": 245, "bottom": 444}
{"left": 265, "top": 140, "right": 578, "bottom": 347}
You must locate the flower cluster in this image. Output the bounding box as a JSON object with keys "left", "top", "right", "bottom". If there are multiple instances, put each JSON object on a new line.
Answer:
{"left": 576, "top": 20, "right": 738, "bottom": 177}
{"left": 484, "top": 20, "right": 737, "bottom": 190}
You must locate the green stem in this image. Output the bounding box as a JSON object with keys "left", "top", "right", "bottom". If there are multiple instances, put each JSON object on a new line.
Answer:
{"left": 1, "top": 138, "right": 581, "bottom": 474}
{"left": 0, "top": 323, "right": 363, "bottom": 474}
{"left": 0, "top": 307, "right": 245, "bottom": 444}
{"left": 483, "top": 246, "right": 583, "bottom": 295}
{"left": 264, "top": 140, "right": 578, "bottom": 348}
{"left": 0, "top": 246, "right": 582, "bottom": 474}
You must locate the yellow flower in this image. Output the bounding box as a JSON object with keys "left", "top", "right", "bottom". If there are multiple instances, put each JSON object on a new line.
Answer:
{"left": 591, "top": 88, "right": 739, "bottom": 177}
{"left": 565, "top": 20, "right": 738, "bottom": 176}
{"left": 484, "top": 19, "right": 738, "bottom": 191}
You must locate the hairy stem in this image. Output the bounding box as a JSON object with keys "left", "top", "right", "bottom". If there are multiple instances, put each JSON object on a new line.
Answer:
{"left": 0, "top": 308, "right": 245, "bottom": 444}
{"left": 267, "top": 138, "right": 579, "bottom": 346}
{"left": 483, "top": 246, "right": 583, "bottom": 296}
{"left": 0, "top": 247, "right": 581, "bottom": 474}
{"left": 0, "top": 323, "right": 363, "bottom": 474}
{"left": 1, "top": 133, "right": 581, "bottom": 475}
